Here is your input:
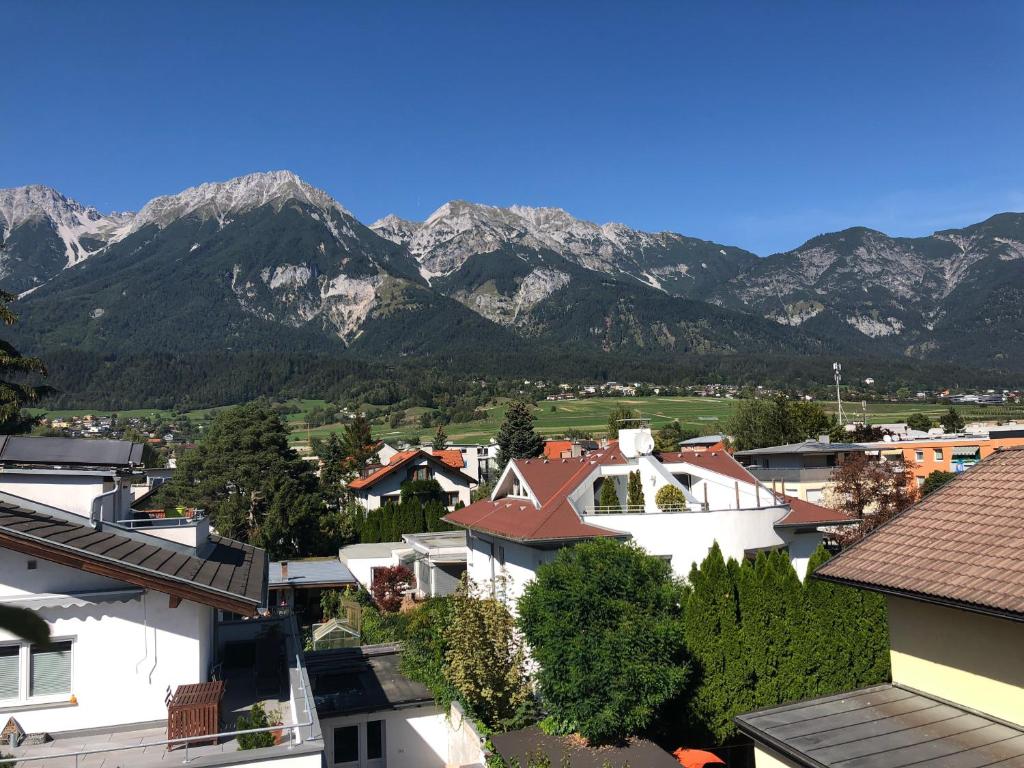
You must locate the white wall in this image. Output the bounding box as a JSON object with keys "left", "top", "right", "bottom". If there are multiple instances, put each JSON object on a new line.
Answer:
{"left": 0, "top": 551, "right": 212, "bottom": 733}
{"left": 321, "top": 705, "right": 447, "bottom": 768}
{"left": 0, "top": 473, "right": 130, "bottom": 520}
{"left": 775, "top": 529, "right": 825, "bottom": 579}
{"left": 357, "top": 459, "right": 472, "bottom": 510}
{"left": 582, "top": 506, "right": 789, "bottom": 578}
{"left": 340, "top": 551, "right": 403, "bottom": 591}
{"left": 466, "top": 532, "right": 558, "bottom": 604}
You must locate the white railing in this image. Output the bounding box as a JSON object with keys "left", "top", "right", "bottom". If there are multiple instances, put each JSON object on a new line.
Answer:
{"left": 585, "top": 503, "right": 708, "bottom": 514}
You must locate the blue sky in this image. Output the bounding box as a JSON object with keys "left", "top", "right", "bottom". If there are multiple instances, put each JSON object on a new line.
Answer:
{"left": 3, "top": 1, "right": 1022, "bottom": 254}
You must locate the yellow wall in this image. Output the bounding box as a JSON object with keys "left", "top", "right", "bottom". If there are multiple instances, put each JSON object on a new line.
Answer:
{"left": 754, "top": 745, "right": 802, "bottom": 768}
{"left": 887, "top": 595, "right": 1024, "bottom": 726}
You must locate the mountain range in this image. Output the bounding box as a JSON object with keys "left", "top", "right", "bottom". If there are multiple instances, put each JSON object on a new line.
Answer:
{"left": 2, "top": 171, "right": 1023, "bottom": 380}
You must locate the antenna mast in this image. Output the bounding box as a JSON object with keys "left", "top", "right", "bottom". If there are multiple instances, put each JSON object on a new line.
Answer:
{"left": 833, "top": 362, "right": 846, "bottom": 425}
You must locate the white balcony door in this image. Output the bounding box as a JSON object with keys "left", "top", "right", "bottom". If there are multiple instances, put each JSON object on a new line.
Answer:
{"left": 333, "top": 719, "right": 386, "bottom": 768}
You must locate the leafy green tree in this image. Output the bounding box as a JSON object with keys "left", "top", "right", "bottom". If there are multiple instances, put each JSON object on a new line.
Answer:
{"left": 400, "top": 596, "right": 457, "bottom": 708}
{"left": 162, "top": 402, "right": 329, "bottom": 557}
{"left": 939, "top": 407, "right": 965, "bottom": 433}
{"left": 598, "top": 478, "right": 621, "bottom": 510}
{"left": 905, "top": 413, "right": 932, "bottom": 432}
{"left": 431, "top": 425, "right": 449, "bottom": 450}
{"left": 921, "top": 469, "right": 956, "bottom": 497}
{"left": 606, "top": 405, "right": 639, "bottom": 439}
{"left": 0, "top": 290, "right": 49, "bottom": 434}
{"left": 518, "top": 539, "right": 688, "bottom": 745}
{"left": 726, "top": 396, "right": 842, "bottom": 451}
{"left": 626, "top": 470, "right": 645, "bottom": 509}
{"left": 446, "top": 582, "right": 532, "bottom": 730}
{"left": 496, "top": 400, "right": 543, "bottom": 470}
{"left": 654, "top": 420, "right": 699, "bottom": 452}
{"left": 683, "top": 543, "right": 750, "bottom": 743}
{"left": 388, "top": 410, "right": 404, "bottom": 429}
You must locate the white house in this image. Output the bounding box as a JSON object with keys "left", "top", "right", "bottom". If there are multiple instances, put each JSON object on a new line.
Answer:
{"left": 445, "top": 428, "right": 851, "bottom": 601}
{"left": 339, "top": 531, "right": 468, "bottom": 599}
{"left": 0, "top": 437, "right": 324, "bottom": 768}
{"left": 349, "top": 449, "right": 475, "bottom": 511}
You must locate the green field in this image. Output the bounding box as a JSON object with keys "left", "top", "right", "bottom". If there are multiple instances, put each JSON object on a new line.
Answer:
{"left": 31, "top": 396, "right": 1024, "bottom": 449}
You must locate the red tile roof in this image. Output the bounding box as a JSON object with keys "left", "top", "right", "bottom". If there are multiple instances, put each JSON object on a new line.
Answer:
{"left": 656, "top": 450, "right": 759, "bottom": 485}
{"left": 815, "top": 447, "right": 1024, "bottom": 617}
{"left": 775, "top": 495, "right": 853, "bottom": 527}
{"left": 431, "top": 449, "right": 465, "bottom": 470}
{"left": 444, "top": 447, "right": 628, "bottom": 542}
{"left": 543, "top": 440, "right": 573, "bottom": 460}
{"left": 349, "top": 449, "right": 473, "bottom": 490}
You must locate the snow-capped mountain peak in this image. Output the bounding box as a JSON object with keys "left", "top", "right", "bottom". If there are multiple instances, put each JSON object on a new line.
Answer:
{"left": 0, "top": 184, "right": 132, "bottom": 268}
{"left": 129, "top": 170, "right": 352, "bottom": 233}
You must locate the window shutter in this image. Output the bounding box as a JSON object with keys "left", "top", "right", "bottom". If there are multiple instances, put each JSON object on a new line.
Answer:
{"left": 0, "top": 645, "right": 19, "bottom": 700}
{"left": 31, "top": 641, "right": 72, "bottom": 697}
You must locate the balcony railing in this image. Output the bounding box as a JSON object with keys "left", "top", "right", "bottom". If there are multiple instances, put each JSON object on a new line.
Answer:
{"left": 585, "top": 503, "right": 697, "bottom": 514}
{"left": 743, "top": 467, "right": 835, "bottom": 483}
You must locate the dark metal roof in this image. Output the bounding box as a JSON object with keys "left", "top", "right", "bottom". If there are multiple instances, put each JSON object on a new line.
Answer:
{"left": 0, "top": 436, "right": 143, "bottom": 468}
{"left": 306, "top": 644, "right": 434, "bottom": 718}
{"left": 735, "top": 684, "right": 1024, "bottom": 768}
{"left": 0, "top": 501, "right": 267, "bottom": 615}
{"left": 734, "top": 440, "right": 866, "bottom": 457}
{"left": 491, "top": 726, "right": 680, "bottom": 768}
{"left": 269, "top": 558, "right": 356, "bottom": 588}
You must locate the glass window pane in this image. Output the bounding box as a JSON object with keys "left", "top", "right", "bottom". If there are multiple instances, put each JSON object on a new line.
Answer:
{"left": 333, "top": 725, "right": 358, "bottom": 764}
{"left": 0, "top": 645, "right": 20, "bottom": 700}
{"left": 31, "top": 641, "right": 72, "bottom": 697}
{"left": 367, "top": 719, "right": 383, "bottom": 760}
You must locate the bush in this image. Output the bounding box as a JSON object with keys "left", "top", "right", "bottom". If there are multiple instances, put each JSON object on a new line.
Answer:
{"left": 655, "top": 484, "right": 686, "bottom": 510}
{"left": 371, "top": 564, "right": 414, "bottom": 612}
{"left": 518, "top": 539, "right": 688, "bottom": 745}
{"left": 400, "top": 596, "right": 458, "bottom": 707}
{"left": 236, "top": 702, "right": 279, "bottom": 750}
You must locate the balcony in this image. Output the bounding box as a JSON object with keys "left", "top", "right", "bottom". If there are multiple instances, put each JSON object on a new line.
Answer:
{"left": 2, "top": 616, "right": 323, "bottom": 768}
{"left": 742, "top": 466, "right": 835, "bottom": 484}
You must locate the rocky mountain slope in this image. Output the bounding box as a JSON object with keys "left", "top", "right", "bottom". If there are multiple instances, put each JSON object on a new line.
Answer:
{"left": 2, "top": 171, "right": 1022, "bottom": 370}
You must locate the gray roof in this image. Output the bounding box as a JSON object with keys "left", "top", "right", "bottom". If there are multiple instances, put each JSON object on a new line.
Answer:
{"left": 734, "top": 440, "right": 865, "bottom": 457}
{"left": 338, "top": 541, "right": 405, "bottom": 560}
{"left": 269, "top": 558, "right": 355, "bottom": 587}
{"left": 402, "top": 530, "right": 467, "bottom": 551}
{"left": 735, "top": 684, "right": 1024, "bottom": 768}
{"left": 307, "top": 644, "right": 434, "bottom": 717}
{"left": 0, "top": 436, "right": 143, "bottom": 468}
{"left": 0, "top": 500, "right": 267, "bottom": 615}
{"left": 680, "top": 434, "right": 724, "bottom": 446}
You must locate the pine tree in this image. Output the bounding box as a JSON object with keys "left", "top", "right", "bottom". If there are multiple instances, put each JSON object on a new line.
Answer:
{"left": 0, "top": 290, "right": 49, "bottom": 434}
{"left": 626, "top": 470, "right": 645, "bottom": 509}
{"left": 496, "top": 400, "right": 543, "bottom": 470}
{"left": 432, "top": 425, "right": 449, "bottom": 450}
{"left": 599, "top": 478, "right": 621, "bottom": 510}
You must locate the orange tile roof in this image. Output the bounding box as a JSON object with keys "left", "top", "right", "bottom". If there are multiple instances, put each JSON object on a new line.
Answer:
{"left": 348, "top": 449, "right": 473, "bottom": 490}
{"left": 431, "top": 449, "right": 465, "bottom": 469}
{"left": 543, "top": 440, "right": 572, "bottom": 460}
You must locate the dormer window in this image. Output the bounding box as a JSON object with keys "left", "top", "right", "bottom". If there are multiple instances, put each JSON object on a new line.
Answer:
{"left": 511, "top": 476, "right": 524, "bottom": 497}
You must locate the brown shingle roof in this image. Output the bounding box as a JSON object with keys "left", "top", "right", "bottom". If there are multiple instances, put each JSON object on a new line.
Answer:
{"left": 776, "top": 495, "right": 853, "bottom": 527}
{"left": 0, "top": 502, "right": 267, "bottom": 615}
{"left": 815, "top": 447, "right": 1024, "bottom": 618}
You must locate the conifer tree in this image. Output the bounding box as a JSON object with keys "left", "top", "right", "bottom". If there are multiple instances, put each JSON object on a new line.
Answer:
{"left": 432, "top": 425, "right": 449, "bottom": 450}
{"left": 627, "top": 470, "right": 645, "bottom": 509}
{"left": 599, "top": 478, "right": 622, "bottom": 510}
{"left": 683, "top": 543, "right": 750, "bottom": 743}
{"left": 496, "top": 400, "right": 544, "bottom": 469}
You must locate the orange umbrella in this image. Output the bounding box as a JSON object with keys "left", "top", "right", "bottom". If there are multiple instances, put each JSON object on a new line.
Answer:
{"left": 674, "top": 748, "right": 726, "bottom": 768}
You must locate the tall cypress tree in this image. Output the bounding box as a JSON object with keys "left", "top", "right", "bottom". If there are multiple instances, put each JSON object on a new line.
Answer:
{"left": 496, "top": 400, "right": 544, "bottom": 470}
{"left": 599, "top": 477, "right": 622, "bottom": 509}
{"left": 627, "top": 470, "right": 645, "bottom": 509}
{"left": 683, "top": 543, "right": 750, "bottom": 743}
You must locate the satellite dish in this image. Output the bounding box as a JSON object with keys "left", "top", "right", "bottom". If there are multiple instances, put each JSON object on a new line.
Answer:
{"left": 635, "top": 431, "right": 655, "bottom": 456}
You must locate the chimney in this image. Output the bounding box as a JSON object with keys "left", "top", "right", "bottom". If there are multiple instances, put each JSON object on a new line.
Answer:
{"left": 281, "top": 561, "right": 289, "bottom": 581}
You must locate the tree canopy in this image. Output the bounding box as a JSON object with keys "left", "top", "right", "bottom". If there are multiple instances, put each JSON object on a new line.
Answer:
{"left": 905, "top": 413, "right": 932, "bottom": 432}
{"left": 161, "top": 402, "right": 333, "bottom": 558}
{"left": 921, "top": 469, "right": 956, "bottom": 497}
{"left": 0, "top": 289, "right": 49, "bottom": 434}
{"left": 654, "top": 420, "right": 700, "bottom": 452}
{"left": 939, "top": 407, "right": 965, "bottom": 434}
{"left": 496, "top": 400, "right": 544, "bottom": 469}
{"left": 829, "top": 453, "right": 916, "bottom": 545}
{"left": 726, "top": 396, "right": 843, "bottom": 451}
{"left": 518, "top": 539, "right": 689, "bottom": 745}
{"left": 605, "top": 404, "right": 639, "bottom": 439}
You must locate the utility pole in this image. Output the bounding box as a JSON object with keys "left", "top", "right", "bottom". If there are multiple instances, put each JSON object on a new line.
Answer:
{"left": 833, "top": 362, "right": 846, "bottom": 426}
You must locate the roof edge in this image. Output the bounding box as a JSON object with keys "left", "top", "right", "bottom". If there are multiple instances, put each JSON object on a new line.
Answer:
{"left": 812, "top": 572, "right": 1024, "bottom": 624}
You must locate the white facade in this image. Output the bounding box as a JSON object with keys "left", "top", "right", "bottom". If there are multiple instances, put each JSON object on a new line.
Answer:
{"left": 0, "top": 469, "right": 135, "bottom": 522}
{"left": 352, "top": 455, "right": 473, "bottom": 511}
{"left": 322, "top": 704, "right": 448, "bottom": 768}
{"left": 0, "top": 550, "right": 213, "bottom": 733}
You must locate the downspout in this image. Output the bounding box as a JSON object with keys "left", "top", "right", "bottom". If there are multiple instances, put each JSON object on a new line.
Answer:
{"left": 90, "top": 487, "right": 119, "bottom": 529}
{"left": 135, "top": 592, "right": 149, "bottom": 674}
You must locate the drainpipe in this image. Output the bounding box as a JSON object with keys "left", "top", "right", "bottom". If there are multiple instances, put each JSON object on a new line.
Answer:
{"left": 90, "top": 487, "right": 119, "bottom": 529}
{"left": 135, "top": 592, "right": 149, "bottom": 674}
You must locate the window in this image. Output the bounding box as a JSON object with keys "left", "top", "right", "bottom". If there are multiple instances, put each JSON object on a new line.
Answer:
{"left": 915, "top": 450, "right": 924, "bottom": 462}
{"left": 933, "top": 449, "right": 943, "bottom": 462}
{"left": 511, "top": 476, "right": 524, "bottom": 497}
{"left": 806, "top": 488, "right": 824, "bottom": 504}
{"left": 411, "top": 466, "right": 431, "bottom": 481}
{"left": 447, "top": 492, "right": 460, "bottom": 508}
{"left": 333, "top": 725, "right": 359, "bottom": 764}
{"left": 366, "top": 719, "right": 384, "bottom": 761}
{"left": 916, "top": 476, "right": 925, "bottom": 488}
{"left": 0, "top": 645, "right": 19, "bottom": 701}
{"left": 31, "top": 641, "right": 72, "bottom": 697}
{"left": 0, "top": 640, "right": 73, "bottom": 703}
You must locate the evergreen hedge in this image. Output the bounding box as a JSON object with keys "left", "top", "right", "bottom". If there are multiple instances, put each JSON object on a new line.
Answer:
{"left": 355, "top": 498, "right": 454, "bottom": 543}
